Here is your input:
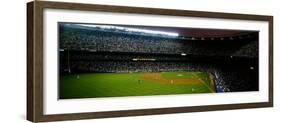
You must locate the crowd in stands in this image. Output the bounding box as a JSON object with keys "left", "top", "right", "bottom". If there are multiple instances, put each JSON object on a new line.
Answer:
{"left": 233, "top": 41, "right": 259, "bottom": 58}
{"left": 59, "top": 24, "right": 258, "bottom": 57}
{"left": 62, "top": 61, "right": 211, "bottom": 73}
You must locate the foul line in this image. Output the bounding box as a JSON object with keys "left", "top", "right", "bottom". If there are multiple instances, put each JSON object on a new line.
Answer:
{"left": 192, "top": 73, "right": 215, "bottom": 93}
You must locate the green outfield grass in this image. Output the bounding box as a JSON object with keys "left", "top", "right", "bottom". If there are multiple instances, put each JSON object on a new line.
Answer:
{"left": 59, "top": 72, "right": 215, "bottom": 99}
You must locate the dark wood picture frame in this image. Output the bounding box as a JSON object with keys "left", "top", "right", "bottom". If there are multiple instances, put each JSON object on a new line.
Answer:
{"left": 27, "top": 1, "right": 273, "bottom": 122}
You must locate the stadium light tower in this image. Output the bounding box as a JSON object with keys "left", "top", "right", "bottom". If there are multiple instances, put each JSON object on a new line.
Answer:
{"left": 67, "top": 47, "right": 71, "bottom": 73}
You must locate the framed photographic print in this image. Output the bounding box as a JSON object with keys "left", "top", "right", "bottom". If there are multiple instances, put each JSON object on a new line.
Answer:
{"left": 27, "top": 1, "right": 273, "bottom": 122}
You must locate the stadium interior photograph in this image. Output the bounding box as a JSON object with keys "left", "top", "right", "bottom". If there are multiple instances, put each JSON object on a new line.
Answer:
{"left": 58, "top": 22, "right": 259, "bottom": 99}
